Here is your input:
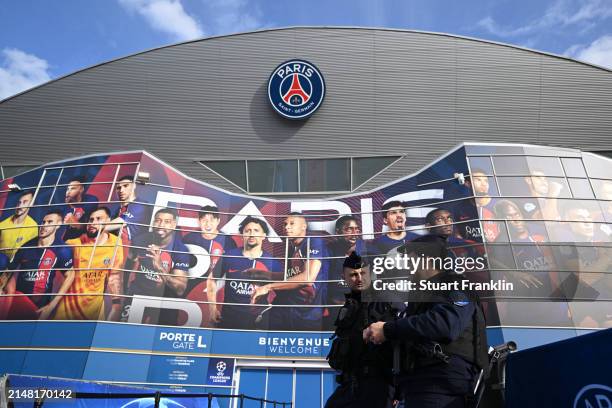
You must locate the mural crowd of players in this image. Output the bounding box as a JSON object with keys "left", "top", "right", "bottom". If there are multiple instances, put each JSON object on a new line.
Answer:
{"left": 0, "top": 151, "right": 610, "bottom": 331}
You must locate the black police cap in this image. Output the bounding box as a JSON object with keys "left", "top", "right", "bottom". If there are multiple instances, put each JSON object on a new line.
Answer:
{"left": 398, "top": 234, "right": 449, "bottom": 259}
{"left": 343, "top": 251, "right": 368, "bottom": 269}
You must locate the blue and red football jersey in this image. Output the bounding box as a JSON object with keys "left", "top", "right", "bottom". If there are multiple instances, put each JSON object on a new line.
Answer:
{"left": 128, "top": 233, "right": 191, "bottom": 298}
{"left": 58, "top": 194, "right": 98, "bottom": 240}
{"left": 276, "top": 236, "right": 329, "bottom": 321}
{"left": 216, "top": 247, "right": 280, "bottom": 314}
{"left": 114, "top": 200, "right": 152, "bottom": 243}
{"left": 10, "top": 237, "right": 73, "bottom": 307}
{"left": 183, "top": 232, "right": 237, "bottom": 275}
{"left": 0, "top": 253, "right": 7, "bottom": 271}
{"left": 457, "top": 200, "right": 499, "bottom": 242}
{"left": 512, "top": 234, "right": 552, "bottom": 272}
{"left": 61, "top": 194, "right": 98, "bottom": 220}
{"left": 357, "top": 232, "right": 420, "bottom": 258}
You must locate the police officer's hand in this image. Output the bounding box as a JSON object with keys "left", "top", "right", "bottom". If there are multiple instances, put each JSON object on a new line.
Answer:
{"left": 364, "top": 321, "right": 386, "bottom": 344}
{"left": 363, "top": 327, "right": 371, "bottom": 342}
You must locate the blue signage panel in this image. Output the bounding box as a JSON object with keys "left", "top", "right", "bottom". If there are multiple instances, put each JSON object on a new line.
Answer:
{"left": 506, "top": 328, "right": 612, "bottom": 408}
{"left": 83, "top": 352, "right": 151, "bottom": 382}
{"left": 148, "top": 355, "right": 209, "bottom": 385}
{"left": 91, "top": 320, "right": 157, "bottom": 351}
{"left": 21, "top": 350, "right": 89, "bottom": 379}
{"left": 0, "top": 321, "right": 333, "bottom": 386}
{"left": 153, "top": 326, "right": 213, "bottom": 354}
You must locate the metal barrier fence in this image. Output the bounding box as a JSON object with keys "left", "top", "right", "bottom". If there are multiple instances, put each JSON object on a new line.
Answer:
{"left": 21, "top": 391, "right": 292, "bottom": 408}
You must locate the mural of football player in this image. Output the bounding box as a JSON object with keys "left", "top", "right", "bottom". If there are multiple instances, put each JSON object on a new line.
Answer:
{"left": 494, "top": 199, "right": 552, "bottom": 285}
{"left": 457, "top": 169, "right": 500, "bottom": 242}
{"left": 61, "top": 176, "right": 98, "bottom": 240}
{"left": 215, "top": 216, "right": 279, "bottom": 330}
{"left": 326, "top": 215, "right": 361, "bottom": 307}
{"left": 425, "top": 208, "right": 483, "bottom": 261}
{"left": 555, "top": 204, "right": 611, "bottom": 293}
{"left": 54, "top": 207, "right": 123, "bottom": 321}
{"left": 5, "top": 210, "right": 74, "bottom": 320}
{"left": 183, "top": 205, "right": 237, "bottom": 320}
{"left": 493, "top": 200, "right": 572, "bottom": 326}
{"left": 123, "top": 207, "right": 190, "bottom": 325}
{"left": 523, "top": 170, "right": 563, "bottom": 221}
{"left": 0, "top": 251, "right": 11, "bottom": 319}
{"left": 357, "top": 201, "right": 419, "bottom": 259}
{"left": 0, "top": 191, "right": 38, "bottom": 261}
{"left": 252, "top": 212, "right": 329, "bottom": 331}
{"left": 107, "top": 175, "right": 152, "bottom": 245}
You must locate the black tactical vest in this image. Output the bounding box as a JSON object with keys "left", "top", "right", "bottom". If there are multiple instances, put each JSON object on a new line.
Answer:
{"left": 404, "top": 290, "right": 489, "bottom": 373}
{"left": 327, "top": 290, "right": 396, "bottom": 375}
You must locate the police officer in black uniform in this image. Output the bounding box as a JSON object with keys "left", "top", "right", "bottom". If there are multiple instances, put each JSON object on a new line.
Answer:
{"left": 325, "top": 252, "right": 396, "bottom": 408}
{"left": 364, "top": 235, "right": 489, "bottom": 408}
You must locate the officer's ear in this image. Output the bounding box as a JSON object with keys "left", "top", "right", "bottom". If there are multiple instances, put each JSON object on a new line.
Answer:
{"left": 361, "top": 265, "right": 372, "bottom": 286}
{"left": 342, "top": 267, "right": 352, "bottom": 282}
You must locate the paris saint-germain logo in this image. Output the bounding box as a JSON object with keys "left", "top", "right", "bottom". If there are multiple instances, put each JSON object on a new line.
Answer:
{"left": 268, "top": 59, "right": 325, "bottom": 119}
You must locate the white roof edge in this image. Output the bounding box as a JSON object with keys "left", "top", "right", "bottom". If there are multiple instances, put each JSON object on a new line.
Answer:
{"left": 462, "top": 141, "right": 582, "bottom": 154}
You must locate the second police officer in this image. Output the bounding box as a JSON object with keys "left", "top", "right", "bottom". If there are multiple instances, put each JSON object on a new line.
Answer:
{"left": 364, "top": 234, "right": 489, "bottom": 408}
{"left": 325, "top": 252, "right": 397, "bottom": 408}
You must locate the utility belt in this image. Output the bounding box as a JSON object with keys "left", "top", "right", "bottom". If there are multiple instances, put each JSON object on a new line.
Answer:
{"left": 412, "top": 342, "right": 451, "bottom": 367}
{"left": 394, "top": 341, "right": 455, "bottom": 374}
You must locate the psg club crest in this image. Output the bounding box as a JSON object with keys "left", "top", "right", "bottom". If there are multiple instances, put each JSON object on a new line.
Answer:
{"left": 268, "top": 59, "right": 325, "bottom": 119}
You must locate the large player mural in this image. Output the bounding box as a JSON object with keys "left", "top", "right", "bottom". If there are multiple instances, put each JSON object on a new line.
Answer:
{"left": 0, "top": 144, "right": 610, "bottom": 332}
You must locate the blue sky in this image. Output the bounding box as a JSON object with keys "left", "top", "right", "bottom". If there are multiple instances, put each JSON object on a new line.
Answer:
{"left": 1, "top": 0, "right": 611, "bottom": 100}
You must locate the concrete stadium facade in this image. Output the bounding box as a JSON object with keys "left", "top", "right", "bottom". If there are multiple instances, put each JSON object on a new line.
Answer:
{"left": 0, "top": 28, "right": 611, "bottom": 408}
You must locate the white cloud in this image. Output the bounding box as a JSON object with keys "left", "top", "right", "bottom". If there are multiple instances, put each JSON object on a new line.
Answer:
{"left": 206, "top": 0, "right": 264, "bottom": 35}
{"left": 118, "top": 0, "right": 265, "bottom": 41}
{"left": 119, "top": 0, "right": 204, "bottom": 41}
{"left": 0, "top": 48, "right": 51, "bottom": 100}
{"left": 565, "top": 35, "right": 612, "bottom": 68}
{"left": 478, "top": 0, "right": 612, "bottom": 38}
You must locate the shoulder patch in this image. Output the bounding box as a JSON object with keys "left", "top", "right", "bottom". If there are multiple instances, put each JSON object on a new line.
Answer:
{"left": 449, "top": 290, "right": 470, "bottom": 307}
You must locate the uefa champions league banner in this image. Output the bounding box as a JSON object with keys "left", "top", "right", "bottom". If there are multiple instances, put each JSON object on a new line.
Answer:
{"left": 0, "top": 148, "right": 481, "bottom": 332}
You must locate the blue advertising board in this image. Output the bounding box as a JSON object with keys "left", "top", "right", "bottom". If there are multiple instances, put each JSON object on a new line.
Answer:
{"left": 0, "top": 321, "right": 331, "bottom": 386}
{"left": 506, "top": 328, "right": 612, "bottom": 408}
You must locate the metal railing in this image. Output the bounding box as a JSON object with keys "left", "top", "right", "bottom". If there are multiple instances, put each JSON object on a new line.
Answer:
{"left": 25, "top": 391, "right": 292, "bottom": 408}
